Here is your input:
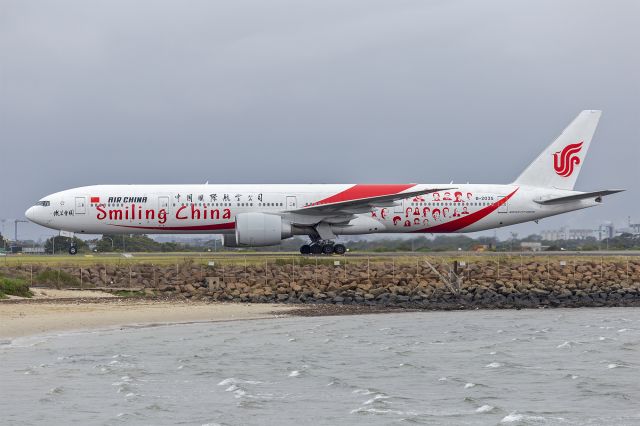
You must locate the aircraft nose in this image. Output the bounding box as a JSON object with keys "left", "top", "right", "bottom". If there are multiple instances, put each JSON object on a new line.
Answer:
{"left": 25, "top": 206, "right": 37, "bottom": 223}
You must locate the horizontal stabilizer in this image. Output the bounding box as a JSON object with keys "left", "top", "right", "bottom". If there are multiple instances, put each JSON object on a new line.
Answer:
{"left": 534, "top": 189, "right": 624, "bottom": 205}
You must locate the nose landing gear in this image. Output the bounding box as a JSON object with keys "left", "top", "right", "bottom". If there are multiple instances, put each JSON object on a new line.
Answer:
{"left": 299, "top": 241, "right": 347, "bottom": 255}
{"left": 68, "top": 244, "right": 78, "bottom": 255}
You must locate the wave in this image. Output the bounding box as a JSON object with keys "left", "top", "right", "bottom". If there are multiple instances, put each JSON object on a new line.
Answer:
{"left": 217, "top": 377, "right": 262, "bottom": 386}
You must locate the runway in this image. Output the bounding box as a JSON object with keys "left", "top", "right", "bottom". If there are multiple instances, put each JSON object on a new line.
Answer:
{"left": 34, "top": 250, "right": 638, "bottom": 259}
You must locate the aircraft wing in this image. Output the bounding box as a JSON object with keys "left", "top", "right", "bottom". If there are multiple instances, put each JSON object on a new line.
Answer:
{"left": 289, "top": 187, "right": 455, "bottom": 215}
{"left": 534, "top": 189, "right": 624, "bottom": 205}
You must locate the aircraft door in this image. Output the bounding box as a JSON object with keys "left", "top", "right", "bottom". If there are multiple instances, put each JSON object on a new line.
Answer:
{"left": 75, "top": 197, "right": 86, "bottom": 214}
{"left": 497, "top": 196, "right": 508, "bottom": 213}
{"left": 286, "top": 196, "right": 297, "bottom": 209}
{"left": 158, "top": 196, "right": 169, "bottom": 212}
{"left": 394, "top": 198, "right": 405, "bottom": 214}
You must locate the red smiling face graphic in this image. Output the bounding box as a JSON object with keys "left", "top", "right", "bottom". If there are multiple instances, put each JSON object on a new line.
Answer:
{"left": 553, "top": 141, "right": 583, "bottom": 177}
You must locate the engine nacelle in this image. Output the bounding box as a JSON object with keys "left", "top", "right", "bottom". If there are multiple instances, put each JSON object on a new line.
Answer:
{"left": 234, "top": 212, "right": 292, "bottom": 246}
{"left": 221, "top": 234, "right": 241, "bottom": 248}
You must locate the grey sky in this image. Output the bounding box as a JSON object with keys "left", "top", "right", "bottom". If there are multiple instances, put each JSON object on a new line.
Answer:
{"left": 1, "top": 0, "right": 638, "bottom": 241}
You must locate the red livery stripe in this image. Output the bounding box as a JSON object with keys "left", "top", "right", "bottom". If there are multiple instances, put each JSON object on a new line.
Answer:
{"left": 315, "top": 184, "right": 416, "bottom": 206}
{"left": 112, "top": 223, "right": 235, "bottom": 231}
{"left": 413, "top": 188, "right": 519, "bottom": 233}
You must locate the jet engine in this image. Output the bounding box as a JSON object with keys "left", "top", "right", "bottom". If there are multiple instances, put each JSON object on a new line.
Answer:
{"left": 232, "top": 212, "right": 292, "bottom": 246}
{"left": 221, "top": 234, "right": 241, "bottom": 248}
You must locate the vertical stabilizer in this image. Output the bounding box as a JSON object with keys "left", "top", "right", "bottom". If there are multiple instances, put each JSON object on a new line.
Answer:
{"left": 513, "top": 110, "right": 601, "bottom": 190}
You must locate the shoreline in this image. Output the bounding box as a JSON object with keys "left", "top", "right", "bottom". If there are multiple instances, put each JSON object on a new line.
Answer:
{"left": 5, "top": 294, "right": 640, "bottom": 341}
{"left": 0, "top": 299, "right": 298, "bottom": 340}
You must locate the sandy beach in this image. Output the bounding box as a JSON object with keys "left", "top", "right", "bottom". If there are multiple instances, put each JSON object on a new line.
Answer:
{"left": 0, "top": 297, "right": 298, "bottom": 339}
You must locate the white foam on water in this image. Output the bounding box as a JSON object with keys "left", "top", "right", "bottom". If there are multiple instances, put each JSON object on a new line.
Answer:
{"left": 489, "top": 351, "right": 497, "bottom": 355}
{"left": 485, "top": 362, "right": 502, "bottom": 368}
{"left": 217, "top": 378, "right": 262, "bottom": 386}
{"left": 501, "top": 411, "right": 565, "bottom": 423}
{"left": 112, "top": 354, "right": 131, "bottom": 359}
{"left": 475, "top": 405, "right": 494, "bottom": 413}
{"left": 353, "top": 389, "right": 375, "bottom": 395}
{"left": 607, "top": 363, "right": 625, "bottom": 369}
{"left": 618, "top": 328, "right": 630, "bottom": 333}
{"left": 363, "top": 394, "right": 389, "bottom": 405}
{"left": 288, "top": 338, "right": 296, "bottom": 342}
{"left": 438, "top": 377, "right": 448, "bottom": 381}
{"left": 350, "top": 407, "right": 416, "bottom": 416}
{"left": 500, "top": 412, "right": 546, "bottom": 423}
{"left": 556, "top": 341, "right": 572, "bottom": 349}
{"left": 47, "top": 387, "right": 64, "bottom": 395}
{"left": 464, "top": 383, "right": 476, "bottom": 389}
{"left": 288, "top": 370, "right": 300, "bottom": 377}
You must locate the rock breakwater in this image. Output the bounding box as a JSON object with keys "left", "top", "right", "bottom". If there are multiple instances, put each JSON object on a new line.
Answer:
{"left": 3, "top": 257, "right": 639, "bottom": 309}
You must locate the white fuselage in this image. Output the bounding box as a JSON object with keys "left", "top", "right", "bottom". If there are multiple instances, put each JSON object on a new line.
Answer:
{"left": 25, "top": 183, "right": 599, "bottom": 237}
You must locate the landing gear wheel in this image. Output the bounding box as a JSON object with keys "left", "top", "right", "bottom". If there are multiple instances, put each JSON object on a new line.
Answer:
{"left": 322, "top": 244, "right": 334, "bottom": 255}
{"left": 300, "top": 245, "right": 311, "bottom": 255}
{"left": 333, "top": 244, "right": 346, "bottom": 255}
{"left": 68, "top": 246, "right": 78, "bottom": 255}
{"left": 310, "top": 244, "right": 323, "bottom": 255}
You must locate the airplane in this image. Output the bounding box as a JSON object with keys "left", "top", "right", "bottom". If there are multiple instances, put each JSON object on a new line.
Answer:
{"left": 25, "top": 110, "right": 623, "bottom": 255}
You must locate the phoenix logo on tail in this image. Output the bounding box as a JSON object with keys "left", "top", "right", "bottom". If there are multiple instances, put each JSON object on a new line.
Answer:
{"left": 553, "top": 141, "right": 583, "bottom": 177}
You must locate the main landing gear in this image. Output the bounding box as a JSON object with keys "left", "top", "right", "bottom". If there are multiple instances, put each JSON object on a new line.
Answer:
{"left": 299, "top": 241, "right": 346, "bottom": 256}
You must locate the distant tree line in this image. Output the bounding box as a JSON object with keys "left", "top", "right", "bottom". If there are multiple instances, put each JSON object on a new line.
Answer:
{"left": 38, "top": 232, "right": 639, "bottom": 254}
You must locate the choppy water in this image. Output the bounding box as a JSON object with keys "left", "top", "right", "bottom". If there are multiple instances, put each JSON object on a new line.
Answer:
{"left": 2, "top": 308, "right": 640, "bottom": 425}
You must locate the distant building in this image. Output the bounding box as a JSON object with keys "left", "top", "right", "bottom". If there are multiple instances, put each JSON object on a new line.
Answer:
{"left": 616, "top": 218, "right": 640, "bottom": 237}
{"left": 568, "top": 229, "right": 596, "bottom": 240}
{"left": 22, "top": 247, "right": 45, "bottom": 254}
{"left": 541, "top": 227, "right": 568, "bottom": 241}
{"left": 520, "top": 242, "right": 543, "bottom": 252}
{"left": 541, "top": 227, "right": 597, "bottom": 241}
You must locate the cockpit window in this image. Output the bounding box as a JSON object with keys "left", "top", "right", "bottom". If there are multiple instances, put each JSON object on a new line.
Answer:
{"left": 36, "top": 200, "right": 50, "bottom": 207}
